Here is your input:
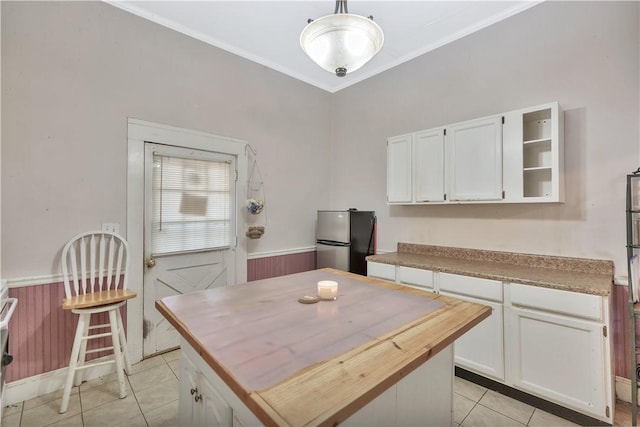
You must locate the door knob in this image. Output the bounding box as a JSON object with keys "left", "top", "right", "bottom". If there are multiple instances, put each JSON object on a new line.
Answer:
{"left": 146, "top": 257, "right": 156, "bottom": 268}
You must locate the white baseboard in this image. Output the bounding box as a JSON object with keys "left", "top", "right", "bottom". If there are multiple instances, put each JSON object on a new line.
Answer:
{"left": 616, "top": 375, "right": 640, "bottom": 405}
{"left": 4, "top": 356, "right": 116, "bottom": 406}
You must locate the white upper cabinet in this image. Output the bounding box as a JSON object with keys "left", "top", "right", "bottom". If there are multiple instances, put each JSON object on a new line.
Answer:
{"left": 447, "top": 115, "right": 503, "bottom": 201}
{"left": 386, "top": 102, "right": 564, "bottom": 205}
{"left": 387, "top": 129, "right": 445, "bottom": 204}
{"left": 386, "top": 134, "right": 413, "bottom": 203}
{"left": 414, "top": 128, "right": 446, "bottom": 202}
{"left": 503, "top": 102, "right": 564, "bottom": 202}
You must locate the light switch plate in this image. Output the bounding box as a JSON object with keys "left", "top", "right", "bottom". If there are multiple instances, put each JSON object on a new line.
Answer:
{"left": 102, "top": 223, "right": 120, "bottom": 234}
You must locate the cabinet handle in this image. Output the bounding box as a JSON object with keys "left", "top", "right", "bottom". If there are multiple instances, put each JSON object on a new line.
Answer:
{"left": 190, "top": 387, "right": 198, "bottom": 395}
{"left": 195, "top": 394, "right": 202, "bottom": 402}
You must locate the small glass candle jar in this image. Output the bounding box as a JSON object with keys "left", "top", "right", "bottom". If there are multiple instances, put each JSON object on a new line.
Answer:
{"left": 317, "top": 280, "right": 338, "bottom": 300}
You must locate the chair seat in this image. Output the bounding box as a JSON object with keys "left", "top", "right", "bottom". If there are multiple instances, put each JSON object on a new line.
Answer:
{"left": 62, "top": 289, "right": 137, "bottom": 310}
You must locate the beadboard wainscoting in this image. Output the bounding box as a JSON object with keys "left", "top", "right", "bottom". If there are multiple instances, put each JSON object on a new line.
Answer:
{"left": 247, "top": 248, "right": 316, "bottom": 281}
{"left": 5, "top": 249, "right": 316, "bottom": 393}
{"left": 612, "top": 281, "right": 636, "bottom": 380}
{"left": 7, "top": 283, "right": 128, "bottom": 384}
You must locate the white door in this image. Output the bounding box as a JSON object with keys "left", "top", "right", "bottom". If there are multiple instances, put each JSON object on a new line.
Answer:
{"left": 200, "top": 372, "right": 233, "bottom": 427}
{"left": 414, "top": 128, "right": 445, "bottom": 202}
{"left": 447, "top": 115, "right": 503, "bottom": 201}
{"left": 505, "top": 306, "right": 607, "bottom": 420}
{"left": 386, "top": 134, "right": 413, "bottom": 203}
{"left": 440, "top": 292, "right": 505, "bottom": 381}
{"left": 143, "top": 143, "right": 237, "bottom": 356}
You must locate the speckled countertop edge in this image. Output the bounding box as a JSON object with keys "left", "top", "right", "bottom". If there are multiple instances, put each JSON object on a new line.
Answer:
{"left": 366, "top": 243, "right": 614, "bottom": 296}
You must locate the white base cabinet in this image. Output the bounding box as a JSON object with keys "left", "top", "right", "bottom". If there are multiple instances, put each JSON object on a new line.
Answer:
{"left": 367, "top": 261, "right": 397, "bottom": 282}
{"left": 179, "top": 336, "right": 455, "bottom": 427}
{"left": 504, "top": 283, "right": 612, "bottom": 422}
{"left": 397, "top": 266, "right": 434, "bottom": 291}
{"left": 438, "top": 273, "right": 505, "bottom": 382}
{"left": 180, "top": 350, "right": 233, "bottom": 427}
{"left": 367, "top": 261, "right": 613, "bottom": 423}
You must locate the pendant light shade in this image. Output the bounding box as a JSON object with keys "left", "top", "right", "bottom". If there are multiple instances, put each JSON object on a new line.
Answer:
{"left": 300, "top": 1, "right": 384, "bottom": 77}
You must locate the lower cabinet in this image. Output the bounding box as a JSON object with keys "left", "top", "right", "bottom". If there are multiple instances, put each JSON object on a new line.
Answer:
{"left": 366, "top": 261, "right": 613, "bottom": 423}
{"left": 180, "top": 351, "right": 233, "bottom": 427}
{"left": 438, "top": 273, "right": 504, "bottom": 382}
{"left": 367, "top": 261, "right": 396, "bottom": 282}
{"left": 179, "top": 335, "right": 454, "bottom": 427}
{"left": 441, "top": 292, "right": 504, "bottom": 381}
{"left": 504, "top": 284, "right": 612, "bottom": 422}
{"left": 397, "top": 266, "right": 434, "bottom": 291}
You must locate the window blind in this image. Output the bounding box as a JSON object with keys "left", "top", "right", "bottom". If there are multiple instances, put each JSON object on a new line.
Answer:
{"left": 151, "top": 153, "right": 232, "bottom": 255}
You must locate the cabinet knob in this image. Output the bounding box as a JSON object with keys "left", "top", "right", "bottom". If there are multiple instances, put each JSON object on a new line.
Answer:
{"left": 190, "top": 387, "right": 198, "bottom": 395}
{"left": 194, "top": 394, "right": 202, "bottom": 402}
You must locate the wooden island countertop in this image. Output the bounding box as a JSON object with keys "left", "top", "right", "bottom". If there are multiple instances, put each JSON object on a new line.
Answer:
{"left": 156, "top": 268, "right": 491, "bottom": 427}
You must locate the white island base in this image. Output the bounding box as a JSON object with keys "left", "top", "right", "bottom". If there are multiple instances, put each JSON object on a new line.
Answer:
{"left": 179, "top": 339, "right": 454, "bottom": 427}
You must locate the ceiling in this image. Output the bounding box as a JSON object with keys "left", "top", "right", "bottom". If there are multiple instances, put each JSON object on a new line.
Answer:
{"left": 107, "top": 1, "right": 541, "bottom": 93}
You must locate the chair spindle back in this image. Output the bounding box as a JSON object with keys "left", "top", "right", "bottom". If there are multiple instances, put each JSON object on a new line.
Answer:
{"left": 61, "top": 231, "right": 129, "bottom": 299}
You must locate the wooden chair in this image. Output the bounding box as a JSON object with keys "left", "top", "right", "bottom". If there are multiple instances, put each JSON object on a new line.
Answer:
{"left": 59, "top": 231, "right": 137, "bottom": 413}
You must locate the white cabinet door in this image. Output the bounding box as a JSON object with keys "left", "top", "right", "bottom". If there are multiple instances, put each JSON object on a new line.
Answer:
{"left": 387, "top": 134, "right": 413, "bottom": 203}
{"left": 440, "top": 291, "right": 504, "bottom": 381}
{"left": 447, "top": 115, "right": 503, "bottom": 201}
{"left": 505, "top": 305, "right": 608, "bottom": 421}
{"left": 179, "top": 354, "right": 201, "bottom": 425}
{"left": 367, "top": 261, "right": 396, "bottom": 282}
{"left": 397, "top": 266, "right": 434, "bottom": 291}
{"left": 180, "top": 352, "right": 233, "bottom": 427}
{"left": 414, "top": 128, "right": 445, "bottom": 202}
{"left": 201, "top": 374, "right": 233, "bottom": 427}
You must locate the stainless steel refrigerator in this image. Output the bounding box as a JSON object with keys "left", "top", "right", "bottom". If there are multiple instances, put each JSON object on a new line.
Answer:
{"left": 316, "top": 210, "right": 376, "bottom": 276}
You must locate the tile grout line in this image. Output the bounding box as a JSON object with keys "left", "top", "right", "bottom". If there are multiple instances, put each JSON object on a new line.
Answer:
{"left": 126, "top": 372, "right": 150, "bottom": 427}
{"left": 526, "top": 407, "right": 536, "bottom": 426}
{"left": 458, "top": 389, "right": 487, "bottom": 426}
{"left": 474, "top": 400, "right": 528, "bottom": 426}
{"left": 78, "top": 382, "right": 85, "bottom": 427}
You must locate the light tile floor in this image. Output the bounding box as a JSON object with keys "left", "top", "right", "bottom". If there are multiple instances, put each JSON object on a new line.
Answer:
{"left": 0, "top": 350, "right": 631, "bottom": 426}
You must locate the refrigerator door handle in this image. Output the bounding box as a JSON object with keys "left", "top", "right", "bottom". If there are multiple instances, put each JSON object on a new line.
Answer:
{"left": 317, "top": 240, "right": 350, "bottom": 247}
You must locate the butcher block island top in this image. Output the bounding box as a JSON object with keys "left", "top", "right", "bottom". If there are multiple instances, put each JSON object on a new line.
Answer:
{"left": 156, "top": 268, "right": 491, "bottom": 427}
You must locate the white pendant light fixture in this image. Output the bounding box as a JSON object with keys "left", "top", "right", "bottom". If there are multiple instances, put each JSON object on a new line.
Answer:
{"left": 300, "top": 0, "right": 384, "bottom": 77}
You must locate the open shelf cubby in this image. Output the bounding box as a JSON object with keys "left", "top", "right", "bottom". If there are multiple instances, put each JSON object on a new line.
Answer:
{"left": 523, "top": 108, "right": 553, "bottom": 198}
{"left": 523, "top": 108, "right": 552, "bottom": 141}
{"left": 523, "top": 167, "right": 552, "bottom": 198}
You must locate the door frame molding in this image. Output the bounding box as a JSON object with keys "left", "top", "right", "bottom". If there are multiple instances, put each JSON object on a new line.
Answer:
{"left": 127, "top": 118, "right": 248, "bottom": 363}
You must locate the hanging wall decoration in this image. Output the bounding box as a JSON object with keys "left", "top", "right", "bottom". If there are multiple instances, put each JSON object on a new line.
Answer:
{"left": 246, "top": 145, "right": 266, "bottom": 239}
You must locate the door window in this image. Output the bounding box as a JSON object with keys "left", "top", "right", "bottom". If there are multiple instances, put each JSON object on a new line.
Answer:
{"left": 151, "top": 151, "right": 235, "bottom": 256}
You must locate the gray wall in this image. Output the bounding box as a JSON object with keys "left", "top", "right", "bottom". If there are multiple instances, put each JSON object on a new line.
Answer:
{"left": 330, "top": 1, "right": 640, "bottom": 275}
{"left": 2, "top": 1, "right": 638, "bottom": 280}
{"left": 1, "top": 1, "right": 331, "bottom": 279}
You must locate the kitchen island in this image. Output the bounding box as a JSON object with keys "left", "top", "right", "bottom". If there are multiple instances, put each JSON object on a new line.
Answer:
{"left": 156, "top": 268, "right": 490, "bottom": 426}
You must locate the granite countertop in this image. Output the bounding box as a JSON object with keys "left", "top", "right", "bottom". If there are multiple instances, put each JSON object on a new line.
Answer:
{"left": 366, "top": 243, "right": 614, "bottom": 296}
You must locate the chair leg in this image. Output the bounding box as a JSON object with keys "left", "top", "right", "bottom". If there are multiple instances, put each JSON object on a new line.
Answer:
{"left": 116, "top": 310, "right": 132, "bottom": 375}
{"left": 60, "top": 314, "right": 88, "bottom": 414}
{"left": 108, "top": 310, "right": 127, "bottom": 399}
{"left": 73, "top": 316, "right": 91, "bottom": 387}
